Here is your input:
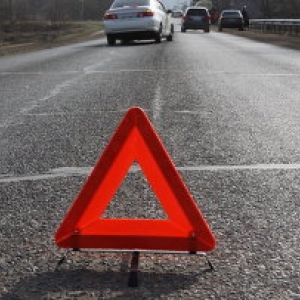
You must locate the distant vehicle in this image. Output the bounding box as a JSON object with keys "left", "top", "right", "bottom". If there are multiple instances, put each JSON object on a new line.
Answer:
{"left": 103, "top": 0, "right": 174, "bottom": 45}
{"left": 181, "top": 7, "right": 210, "bottom": 33}
{"left": 218, "top": 9, "right": 244, "bottom": 31}
{"left": 172, "top": 10, "right": 183, "bottom": 18}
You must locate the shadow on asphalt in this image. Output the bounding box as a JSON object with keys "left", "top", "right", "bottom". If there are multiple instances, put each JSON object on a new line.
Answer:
{"left": 80, "top": 40, "right": 165, "bottom": 48}
{"left": 2, "top": 267, "right": 214, "bottom": 299}
{"left": 180, "top": 31, "right": 210, "bottom": 34}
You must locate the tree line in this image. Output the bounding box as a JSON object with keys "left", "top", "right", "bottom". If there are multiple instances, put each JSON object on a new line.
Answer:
{"left": 211, "top": 0, "right": 300, "bottom": 18}
{"left": 0, "top": 0, "right": 299, "bottom": 22}
{"left": 260, "top": 0, "right": 300, "bottom": 18}
{"left": 0, "top": 0, "right": 113, "bottom": 23}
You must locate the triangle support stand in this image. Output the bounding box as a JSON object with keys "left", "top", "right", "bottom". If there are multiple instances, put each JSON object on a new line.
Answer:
{"left": 54, "top": 248, "right": 215, "bottom": 287}
{"left": 128, "top": 251, "right": 140, "bottom": 287}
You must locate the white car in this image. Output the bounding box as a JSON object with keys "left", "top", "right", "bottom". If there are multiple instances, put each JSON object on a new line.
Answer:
{"left": 103, "top": 0, "right": 174, "bottom": 45}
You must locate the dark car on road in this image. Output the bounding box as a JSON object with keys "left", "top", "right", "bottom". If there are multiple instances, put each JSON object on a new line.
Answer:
{"left": 181, "top": 6, "right": 210, "bottom": 33}
{"left": 218, "top": 9, "right": 244, "bottom": 31}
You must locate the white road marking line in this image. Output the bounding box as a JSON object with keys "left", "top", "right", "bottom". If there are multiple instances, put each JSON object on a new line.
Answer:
{"left": 177, "top": 164, "right": 300, "bottom": 171}
{"left": 0, "top": 167, "right": 92, "bottom": 183}
{"left": 1, "top": 164, "right": 300, "bottom": 183}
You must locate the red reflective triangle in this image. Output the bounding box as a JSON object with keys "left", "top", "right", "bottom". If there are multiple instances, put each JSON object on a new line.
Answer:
{"left": 55, "top": 107, "right": 216, "bottom": 252}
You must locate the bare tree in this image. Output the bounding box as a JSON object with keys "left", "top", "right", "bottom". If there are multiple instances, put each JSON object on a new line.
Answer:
{"left": 261, "top": 0, "right": 271, "bottom": 17}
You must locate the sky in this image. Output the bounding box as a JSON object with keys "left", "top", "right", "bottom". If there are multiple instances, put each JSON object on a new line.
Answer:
{"left": 162, "top": 0, "right": 214, "bottom": 9}
{"left": 162, "top": 0, "right": 190, "bottom": 9}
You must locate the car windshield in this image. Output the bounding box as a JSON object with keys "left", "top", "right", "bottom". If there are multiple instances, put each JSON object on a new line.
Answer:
{"left": 222, "top": 11, "right": 241, "bottom": 17}
{"left": 187, "top": 9, "right": 207, "bottom": 16}
{"left": 111, "top": 0, "right": 150, "bottom": 8}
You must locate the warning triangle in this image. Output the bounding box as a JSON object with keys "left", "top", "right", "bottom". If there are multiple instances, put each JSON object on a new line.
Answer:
{"left": 55, "top": 107, "right": 216, "bottom": 252}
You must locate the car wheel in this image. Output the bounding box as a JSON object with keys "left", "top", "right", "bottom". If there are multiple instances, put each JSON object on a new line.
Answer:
{"left": 218, "top": 26, "right": 222, "bottom": 32}
{"left": 155, "top": 25, "right": 162, "bottom": 43}
{"left": 107, "top": 35, "right": 116, "bottom": 46}
{"left": 181, "top": 27, "right": 186, "bottom": 32}
{"left": 205, "top": 27, "right": 210, "bottom": 33}
{"left": 239, "top": 27, "right": 244, "bottom": 31}
{"left": 167, "top": 24, "right": 174, "bottom": 41}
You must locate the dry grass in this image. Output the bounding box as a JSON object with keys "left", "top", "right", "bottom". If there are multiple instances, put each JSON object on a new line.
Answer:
{"left": 0, "top": 21, "right": 104, "bottom": 57}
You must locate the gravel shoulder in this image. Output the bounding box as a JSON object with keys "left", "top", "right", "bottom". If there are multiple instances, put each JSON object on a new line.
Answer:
{"left": 217, "top": 27, "right": 300, "bottom": 51}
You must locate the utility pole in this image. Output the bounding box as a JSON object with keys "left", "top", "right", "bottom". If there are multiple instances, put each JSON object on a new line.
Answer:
{"left": 80, "top": 0, "right": 85, "bottom": 20}
{"left": 261, "top": 0, "right": 270, "bottom": 18}
{"left": 9, "top": 0, "right": 14, "bottom": 23}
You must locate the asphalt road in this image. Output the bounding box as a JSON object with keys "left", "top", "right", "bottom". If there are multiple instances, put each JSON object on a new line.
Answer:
{"left": 1, "top": 25, "right": 300, "bottom": 299}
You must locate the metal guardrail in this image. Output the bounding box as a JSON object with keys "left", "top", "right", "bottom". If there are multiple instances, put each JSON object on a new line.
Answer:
{"left": 249, "top": 19, "right": 300, "bottom": 35}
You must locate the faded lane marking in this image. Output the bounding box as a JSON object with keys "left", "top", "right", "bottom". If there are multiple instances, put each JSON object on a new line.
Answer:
{"left": 153, "top": 84, "right": 162, "bottom": 128}
{"left": 174, "top": 110, "right": 207, "bottom": 115}
{"left": 22, "top": 108, "right": 140, "bottom": 117}
{"left": 1, "top": 71, "right": 299, "bottom": 76}
{"left": 2, "top": 164, "right": 300, "bottom": 183}
{"left": 20, "top": 79, "right": 77, "bottom": 115}
{"left": 0, "top": 59, "right": 113, "bottom": 128}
